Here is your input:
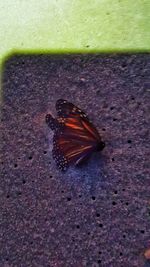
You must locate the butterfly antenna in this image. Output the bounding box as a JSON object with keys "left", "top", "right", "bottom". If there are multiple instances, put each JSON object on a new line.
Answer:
{"left": 45, "top": 114, "right": 59, "bottom": 131}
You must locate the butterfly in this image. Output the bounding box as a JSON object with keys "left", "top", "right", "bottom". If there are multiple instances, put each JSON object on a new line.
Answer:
{"left": 45, "top": 99, "right": 105, "bottom": 171}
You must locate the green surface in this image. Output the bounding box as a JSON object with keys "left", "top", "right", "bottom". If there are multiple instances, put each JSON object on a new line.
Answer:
{"left": 0, "top": 0, "right": 150, "bottom": 67}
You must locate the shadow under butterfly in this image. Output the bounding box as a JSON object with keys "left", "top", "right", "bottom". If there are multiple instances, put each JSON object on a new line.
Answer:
{"left": 45, "top": 99, "right": 105, "bottom": 171}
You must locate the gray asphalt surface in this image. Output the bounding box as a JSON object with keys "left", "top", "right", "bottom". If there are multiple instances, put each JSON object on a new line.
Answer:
{"left": 0, "top": 54, "right": 150, "bottom": 267}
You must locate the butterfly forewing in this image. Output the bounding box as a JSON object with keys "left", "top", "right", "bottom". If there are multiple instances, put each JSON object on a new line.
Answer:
{"left": 56, "top": 99, "right": 101, "bottom": 141}
{"left": 56, "top": 99, "right": 87, "bottom": 118}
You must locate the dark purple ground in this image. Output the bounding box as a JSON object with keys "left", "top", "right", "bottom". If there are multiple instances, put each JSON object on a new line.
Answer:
{"left": 0, "top": 54, "right": 150, "bottom": 267}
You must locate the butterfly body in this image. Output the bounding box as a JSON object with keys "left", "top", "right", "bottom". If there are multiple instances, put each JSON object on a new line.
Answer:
{"left": 46, "top": 99, "right": 105, "bottom": 171}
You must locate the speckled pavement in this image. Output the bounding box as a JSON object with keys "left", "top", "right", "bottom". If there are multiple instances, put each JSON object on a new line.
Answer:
{"left": 0, "top": 54, "right": 150, "bottom": 267}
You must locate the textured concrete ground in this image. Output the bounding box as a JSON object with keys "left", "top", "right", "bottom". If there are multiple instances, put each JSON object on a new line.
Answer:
{"left": 0, "top": 54, "right": 150, "bottom": 267}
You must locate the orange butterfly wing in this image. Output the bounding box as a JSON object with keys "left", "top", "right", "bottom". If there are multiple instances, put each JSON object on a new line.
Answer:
{"left": 46, "top": 99, "right": 104, "bottom": 171}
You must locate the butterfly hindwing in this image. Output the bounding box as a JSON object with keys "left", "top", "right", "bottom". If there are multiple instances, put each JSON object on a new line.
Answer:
{"left": 52, "top": 133, "right": 69, "bottom": 171}
{"left": 46, "top": 113, "right": 64, "bottom": 132}
{"left": 53, "top": 133, "right": 94, "bottom": 169}
{"left": 46, "top": 114, "right": 59, "bottom": 131}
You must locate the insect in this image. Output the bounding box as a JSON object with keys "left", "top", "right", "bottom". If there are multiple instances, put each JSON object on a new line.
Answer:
{"left": 45, "top": 99, "right": 105, "bottom": 171}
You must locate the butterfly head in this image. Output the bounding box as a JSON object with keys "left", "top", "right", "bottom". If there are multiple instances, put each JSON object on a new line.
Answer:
{"left": 97, "top": 141, "right": 105, "bottom": 151}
